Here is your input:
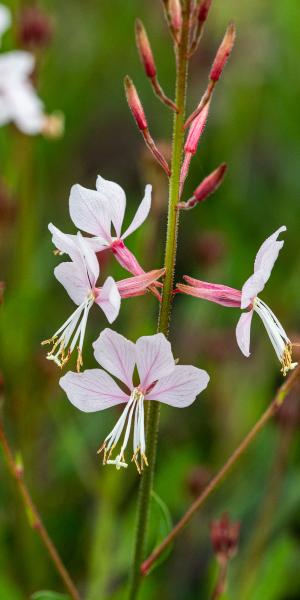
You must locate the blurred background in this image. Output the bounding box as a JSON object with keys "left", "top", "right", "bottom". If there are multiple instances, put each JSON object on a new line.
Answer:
{"left": 1, "top": 0, "right": 300, "bottom": 598}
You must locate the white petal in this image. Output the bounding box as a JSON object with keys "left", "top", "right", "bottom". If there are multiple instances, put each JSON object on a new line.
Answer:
{"left": 76, "top": 232, "right": 99, "bottom": 285}
{"left": 136, "top": 333, "right": 175, "bottom": 389}
{"left": 0, "top": 51, "right": 35, "bottom": 79}
{"left": 254, "top": 226, "right": 286, "bottom": 275}
{"left": 93, "top": 328, "right": 136, "bottom": 389}
{"left": 146, "top": 365, "right": 209, "bottom": 407}
{"left": 236, "top": 310, "right": 253, "bottom": 357}
{"left": 69, "top": 184, "right": 112, "bottom": 241}
{"left": 60, "top": 369, "right": 128, "bottom": 412}
{"left": 54, "top": 261, "right": 90, "bottom": 305}
{"left": 96, "top": 175, "right": 126, "bottom": 238}
{"left": 241, "top": 272, "right": 265, "bottom": 309}
{"left": 95, "top": 277, "right": 121, "bottom": 324}
{"left": 121, "top": 184, "right": 151, "bottom": 240}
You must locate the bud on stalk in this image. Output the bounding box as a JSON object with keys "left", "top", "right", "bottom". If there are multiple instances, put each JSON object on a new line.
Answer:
{"left": 179, "top": 163, "right": 227, "bottom": 209}
{"left": 124, "top": 77, "right": 171, "bottom": 176}
{"left": 180, "top": 101, "right": 210, "bottom": 193}
{"left": 198, "top": 0, "right": 213, "bottom": 25}
{"left": 210, "top": 22, "right": 236, "bottom": 82}
{"left": 168, "top": 0, "right": 182, "bottom": 34}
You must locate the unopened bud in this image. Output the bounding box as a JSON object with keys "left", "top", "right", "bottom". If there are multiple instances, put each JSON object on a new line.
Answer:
{"left": 184, "top": 100, "right": 210, "bottom": 155}
{"left": 168, "top": 0, "right": 182, "bottom": 33}
{"left": 180, "top": 163, "right": 227, "bottom": 209}
{"left": 124, "top": 76, "right": 148, "bottom": 131}
{"left": 42, "top": 111, "right": 65, "bottom": 139}
{"left": 210, "top": 22, "right": 236, "bottom": 82}
{"left": 198, "top": 0, "right": 213, "bottom": 24}
{"left": 18, "top": 6, "right": 53, "bottom": 49}
{"left": 211, "top": 514, "right": 240, "bottom": 565}
{"left": 135, "top": 19, "right": 156, "bottom": 79}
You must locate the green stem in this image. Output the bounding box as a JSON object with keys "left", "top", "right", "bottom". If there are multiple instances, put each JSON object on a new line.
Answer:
{"left": 127, "top": 3, "right": 191, "bottom": 599}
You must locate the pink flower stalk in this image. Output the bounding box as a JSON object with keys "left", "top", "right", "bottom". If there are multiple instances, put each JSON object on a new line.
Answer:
{"left": 178, "top": 163, "right": 227, "bottom": 209}
{"left": 209, "top": 22, "right": 236, "bottom": 83}
{"left": 180, "top": 101, "right": 210, "bottom": 192}
{"left": 60, "top": 329, "right": 209, "bottom": 472}
{"left": 43, "top": 230, "right": 163, "bottom": 372}
{"left": 177, "top": 227, "right": 297, "bottom": 376}
{"left": 48, "top": 176, "right": 153, "bottom": 280}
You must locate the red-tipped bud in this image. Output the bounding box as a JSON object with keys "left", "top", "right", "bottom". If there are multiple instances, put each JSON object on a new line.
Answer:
{"left": 135, "top": 19, "right": 156, "bottom": 79}
{"left": 210, "top": 22, "right": 236, "bottom": 82}
{"left": 124, "top": 76, "right": 148, "bottom": 131}
{"left": 184, "top": 101, "right": 210, "bottom": 155}
{"left": 18, "top": 6, "right": 53, "bottom": 49}
{"left": 194, "top": 163, "right": 227, "bottom": 202}
{"left": 168, "top": 0, "right": 182, "bottom": 33}
{"left": 211, "top": 514, "right": 240, "bottom": 565}
{"left": 198, "top": 0, "right": 213, "bottom": 24}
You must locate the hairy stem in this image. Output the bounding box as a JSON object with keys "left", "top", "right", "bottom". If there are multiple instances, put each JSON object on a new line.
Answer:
{"left": 0, "top": 419, "right": 81, "bottom": 600}
{"left": 141, "top": 365, "right": 300, "bottom": 575}
{"left": 127, "top": 3, "right": 191, "bottom": 598}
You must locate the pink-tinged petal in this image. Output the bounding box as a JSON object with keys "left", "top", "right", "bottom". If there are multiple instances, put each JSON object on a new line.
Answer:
{"left": 93, "top": 328, "right": 136, "bottom": 389}
{"left": 69, "top": 184, "right": 112, "bottom": 241}
{"left": 95, "top": 277, "right": 121, "bottom": 324}
{"left": 48, "top": 223, "right": 79, "bottom": 260}
{"left": 241, "top": 272, "right": 265, "bottom": 309}
{"left": 136, "top": 333, "right": 175, "bottom": 390}
{"left": 60, "top": 369, "right": 128, "bottom": 412}
{"left": 236, "top": 310, "right": 253, "bottom": 357}
{"left": 96, "top": 175, "right": 126, "bottom": 239}
{"left": 121, "top": 184, "right": 152, "bottom": 240}
{"left": 179, "top": 277, "right": 242, "bottom": 308}
{"left": 54, "top": 261, "right": 90, "bottom": 305}
{"left": 112, "top": 241, "right": 144, "bottom": 275}
{"left": 254, "top": 226, "right": 286, "bottom": 275}
{"left": 76, "top": 232, "right": 99, "bottom": 286}
{"left": 116, "top": 269, "right": 165, "bottom": 298}
{"left": 146, "top": 365, "right": 209, "bottom": 407}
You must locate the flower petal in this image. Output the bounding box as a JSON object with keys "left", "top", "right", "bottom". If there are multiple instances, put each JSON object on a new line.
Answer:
{"left": 54, "top": 261, "right": 90, "bottom": 305}
{"left": 76, "top": 232, "right": 99, "bottom": 285}
{"left": 69, "top": 184, "right": 112, "bottom": 241}
{"left": 96, "top": 175, "right": 126, "bottom": 239}
{"left": 179, "top": 278, "right": 242, "bottom": 307}
{"left": 254, "top": 226, "right": 286, "bottom": 276}
{"left": 93, "top": 328, "right": 136, "bottom": 389}
{"left": 241, "top": 272, "right": 265, "bottom": 309}
{"left": 136, "top": 333, "right": 175, "bottom": 389}
{"left": 116, "top": 269, "right": 165, "bottom": 298}
{"left": 236, "top": 310, "right": 253, "bottom": 357}
{"left": 49, "top": 223, "right": 78, "bottom": 259}
{"left": 95, "top": 277, "right": 121, "bottom": 324}
{"left": 146, "top": 365, "right": 209, "bottom": 407}
{"left": 60, "top": 369, "right": 128, "bottom": 412}
{"left": 121, "top": 184, "right": 151, "bottom": 240}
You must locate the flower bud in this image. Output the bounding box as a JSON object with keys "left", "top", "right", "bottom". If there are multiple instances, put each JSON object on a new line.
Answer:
{"left": 180, "top": 163, "right": 227, "bottom": 209}
{"left": 184, "top": 101, "right": 210, "bottom": 155}
{"left": 211, "top": 514, "right": 240, "bottom": 565}
{"left": 210, "top": 22, "right": 236, "bottom": 82}
{"left": 168, "top": 0, "right": 182, "bottom": 33}
{"left": 135, "top": 19, "right": 156, "bottom": 79}
{"left": 18, "top": 6, "right": 53, "bottom": 49}
{"left": 124, "top": 76, "right": 148, "bottom": 131}
{"left": 198, "top": 0, "right": 213, "bottom": 24}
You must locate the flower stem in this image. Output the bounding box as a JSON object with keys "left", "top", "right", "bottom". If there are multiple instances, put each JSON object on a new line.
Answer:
{"left": 0, "top": 419, "right": 81, "bottom": 600}
{"left": 127, "top": 3, "right": 191, "bottom": 599}
{"left": 141, "top": 365, "right": 300, "bottom": 576}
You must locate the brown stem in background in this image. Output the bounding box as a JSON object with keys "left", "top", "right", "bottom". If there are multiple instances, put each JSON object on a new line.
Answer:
{"left": 0, "top": 419, "right": 81, "bottom": 600}
{"left": 141, "top": 365, "right": 300, "bottom": 575}
{"left": 211, "top": 561, "right": 228, "bottom": 600}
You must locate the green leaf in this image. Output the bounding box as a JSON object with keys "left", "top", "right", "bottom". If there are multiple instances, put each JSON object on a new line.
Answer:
{"left": 31, "top": 592, "right": 70, "bottom": 600}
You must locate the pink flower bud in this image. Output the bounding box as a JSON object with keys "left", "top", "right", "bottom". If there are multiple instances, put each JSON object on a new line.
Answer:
{"left": 168, "top": 0, "right": 182, "bottom": 33}
{"left": 198, "top": 0, "right": 213, "bottom": 24}
{"left": 211, "top": 514, "right": 240, "bottom": 565}
{"left": 124, "top": 76, "right": 148, "bottom": 131}
{"left": 184, "top": 101, "right": 210, "bottom": 155}
{"left": 135, "top": 19, "right": 156, "bottom": 79}
{"left": 210, "top": 22, "right": 236, "bottom": 82}
{"left": 18, "top": 6, "right": 53, "bottom": 49}
{"left": 191, "top": 163, "right": 227, "bottom": 206}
